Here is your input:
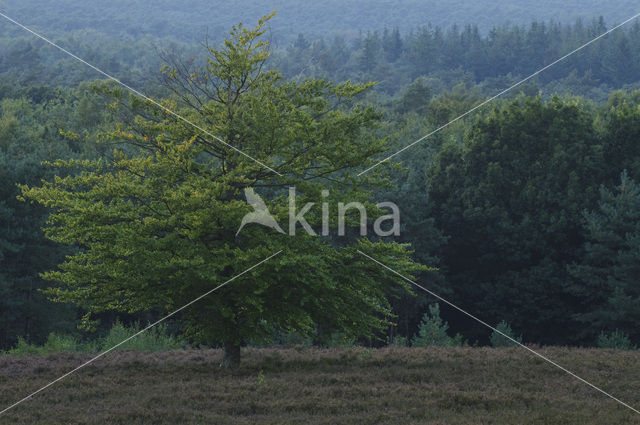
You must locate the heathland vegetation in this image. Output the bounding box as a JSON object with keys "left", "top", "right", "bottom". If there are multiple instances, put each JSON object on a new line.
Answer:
{"left": 2, "top": 346, "right": 639, "bottom": 424}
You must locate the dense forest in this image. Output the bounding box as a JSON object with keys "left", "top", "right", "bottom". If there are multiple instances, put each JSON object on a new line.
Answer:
{"left": 3, "top": 15, "right": 640, "bottom": 98}
{"left": 3, "top": 9, "right": 640, "bottom": 354}
{"left": 2, "top": 0, "right": 639, "bottom": 42}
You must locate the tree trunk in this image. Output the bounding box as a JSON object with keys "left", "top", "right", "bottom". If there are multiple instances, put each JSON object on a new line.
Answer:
{"left": 220, "top": 342, "right": 241, "bottom": 369}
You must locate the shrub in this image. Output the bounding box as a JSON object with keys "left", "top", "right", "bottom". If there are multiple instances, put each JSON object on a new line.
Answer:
{"left": 7, "top": 337, "right": 43, "bottom": 355}
{"left": 412, "top": 303, "right": 465, "bottom": 347}
{"left": 7, "top": 333, "right": 84, "bottom": 355}
{"left": 391, "top": 335, "right": 409, "bottom": 347}
{"left": 99, "top": 320, "right": 183, "bottom": 352}
{"left": 43, "top": 333, "right": 82, "bottom": 352}
{"left": 322, "top": 331, "right": 356, "bottom": 348}
{"left": 6, "top": 321, "right": 183, "bottom": 355}
{"left": 451, "top": 332, "right": 466, "bottom": 347}
{"left": 597, "top": 330, "right": 636, "bottom": 350}
{"left": 490, "top": 321, "right": 522, "bottom": 348}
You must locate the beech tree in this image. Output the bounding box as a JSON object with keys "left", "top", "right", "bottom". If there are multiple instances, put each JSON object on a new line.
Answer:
{"left": 21, "top": 13, "right": 425, "bottom": 368}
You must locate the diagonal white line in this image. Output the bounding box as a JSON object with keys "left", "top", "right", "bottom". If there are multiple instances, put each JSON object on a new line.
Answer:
{"left": 358, "top": 11, "right": 640, "bottom": 176}
{"left": 0, "top": 250, "right": 282, "bottom": 416}
{"left": 356, "top": 249, "right": 640, "bottom": 415}
{"left": 0, "top": 11, "right": 283, "bottom": 177}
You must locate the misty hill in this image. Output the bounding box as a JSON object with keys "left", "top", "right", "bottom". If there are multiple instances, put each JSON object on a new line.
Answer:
{"left": 1, "top": 0, "right": 638, "bottom": 44}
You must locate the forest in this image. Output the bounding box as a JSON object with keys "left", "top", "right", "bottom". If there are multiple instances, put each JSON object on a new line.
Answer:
{"left": 2, "top": 9, "right": 640, "bottom": 360}
{"left": 1, "top": 0, "right": 639, "bottom": 42}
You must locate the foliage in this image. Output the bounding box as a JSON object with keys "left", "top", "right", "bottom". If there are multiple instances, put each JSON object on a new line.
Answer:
{"left": 569, "top": 171, "right": 640, "bottom": 342}
{"left": 2, "top": 0, "right": 637, "bottom": 44}
{"left": 600, "top": 92, "right": 640, "bottom": 184}
{"left": 257, "top": 369, "right": 266, "bottom": 385}
{"left": 390, "top": 335, "right": 408, "bottom": 347}
{"left": 4, "top": 11, "right": 640, "bottom": 99}
{"left": 6, "top": 333, "right": 83, "bottom": 355}
{"left": 275, "top": 18, "right": 640, "bottom": 97}
{"left": 99, "top": 320, "right": 183, "bottom": 352}
{"left": 6, "top": 7, "right": 640, "bottom": 353}
{"left": 0, "top": 91, "right": 104, "bottom": 350}
{"left": 597, "top": 330, "right": 636, "bottom": 350}
{"left": 5, "top": 320, "right": 182, "bottom": 354}
{"left": 490, "top": 321, "right": 522, "bottom": 348}
{"left": 20, "top": 14, "right": 425, "bottom": 367}
{"left": 411, "top": 303, "right": 464, "bottom": 347}
{"left": 428, "top": 96, "right": 604, "bottom": 345}
{"left": 395, "top": 78, "right": 432, "bottom": 114}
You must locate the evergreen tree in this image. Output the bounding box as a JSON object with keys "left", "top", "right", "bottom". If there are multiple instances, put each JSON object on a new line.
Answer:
{"left": 382, "top": 27, "right": 403, "bottom": 62}
{"left": 570, "top": 172, "right": 640, "bottom": 342}
{"left": 411, "top": 303, "right": 462, "bottom": 347}
{"left": 358, "top": 32, "right": 380, "bottom": 73}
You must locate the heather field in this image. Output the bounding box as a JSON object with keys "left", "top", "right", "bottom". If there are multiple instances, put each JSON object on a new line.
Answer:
{"left": 1, "top": 347, "right": 639, "bottom": 424}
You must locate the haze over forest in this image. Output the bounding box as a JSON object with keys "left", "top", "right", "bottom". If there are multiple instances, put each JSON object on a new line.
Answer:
{"left": 1, "top": 0, "right": 638, "bottom": 42}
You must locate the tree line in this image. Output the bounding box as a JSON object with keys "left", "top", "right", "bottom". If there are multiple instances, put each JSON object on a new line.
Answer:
{"left": 278, "top": 17, "right": 640, "bottom": 96}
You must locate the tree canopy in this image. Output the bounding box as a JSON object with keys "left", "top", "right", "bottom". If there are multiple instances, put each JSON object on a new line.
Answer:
{"left": 20, "top": 14, "right": 425, "bottom": 367}
{"left": 428, "top": 96, "right": 604, "bottom": 344}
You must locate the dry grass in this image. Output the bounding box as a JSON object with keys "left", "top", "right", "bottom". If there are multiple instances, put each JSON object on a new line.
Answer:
{"left": 1, "top": 346, "right": 640, "bottom": 424}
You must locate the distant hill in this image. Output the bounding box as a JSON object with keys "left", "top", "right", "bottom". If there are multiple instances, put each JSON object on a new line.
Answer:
{"left": 1, "top": 0, "right": 638, "bottom": 44}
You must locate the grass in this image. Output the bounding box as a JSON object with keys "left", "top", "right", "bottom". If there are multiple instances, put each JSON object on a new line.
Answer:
{"left": 1, "top": 346, "right": 640, "bottom": 424}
